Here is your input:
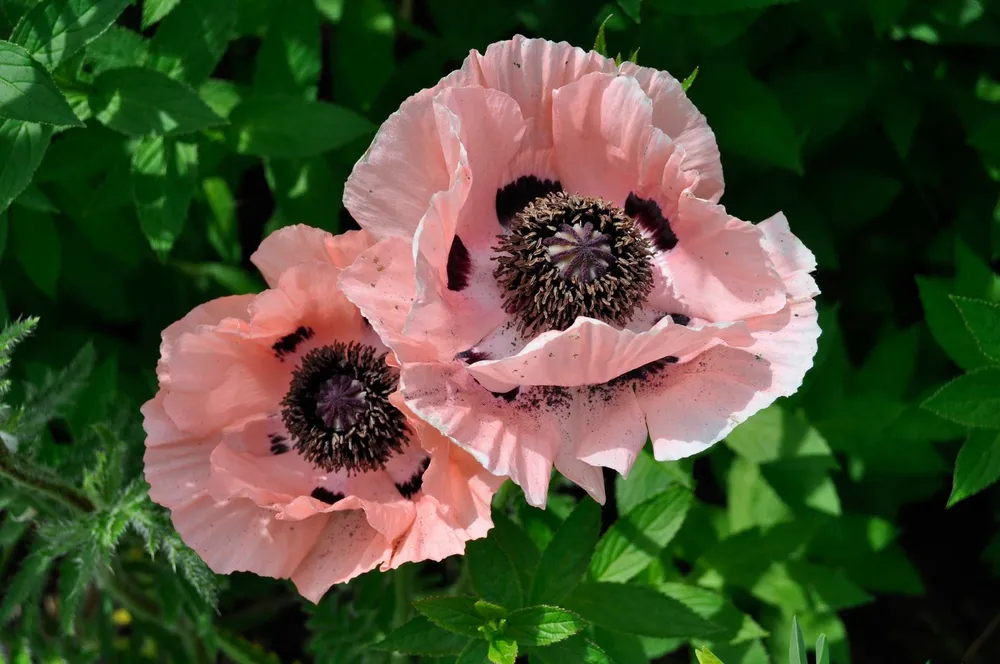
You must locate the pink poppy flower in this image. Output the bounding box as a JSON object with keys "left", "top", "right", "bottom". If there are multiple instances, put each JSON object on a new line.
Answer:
{"left": 142, "top": 225, "right": 503, "bottom": 602}
{"left": 339, "top": 36, "right": 821, "bottom": 507}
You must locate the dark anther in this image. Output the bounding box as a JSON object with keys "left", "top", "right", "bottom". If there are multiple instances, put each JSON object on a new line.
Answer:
{"left": 625, "top": 193, "right": 678, "bottom": 252}
{"left": 495, "top": 176, "right": 562, "bottom": 227}
{"left": 282, "top": 343, "right": 408, "bottom": 473}
{"left": 310, "top": 487, "right": 344, "bottom": 504}
{"left": 395, "top": 458, "right": 431, "bottom": 499}
{"left": 268, "top": 432, "right": 290, "bottom": 455}
{"left": 447, "top": 235, "right": 472, "bottom": 291}
{"left": 456, "top": 349, "right": 491, "bottom": 364}
{"left": 669, "top": 313, "right": 691, "bottom": 326}
{"left": 272, "top": 326, "right": 315, "bottom": 360}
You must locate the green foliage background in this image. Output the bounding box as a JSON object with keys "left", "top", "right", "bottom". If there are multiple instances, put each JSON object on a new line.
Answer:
{"left": 1, "top": 0, "right": 1000, "bottom": 662}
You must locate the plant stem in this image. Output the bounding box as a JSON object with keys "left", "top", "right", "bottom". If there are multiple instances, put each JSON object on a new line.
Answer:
{"left": 390, "top": 565, "right": 414, "bottom": 664}
{"left": 0, "top": 446, "right": 94, "bottom": 514}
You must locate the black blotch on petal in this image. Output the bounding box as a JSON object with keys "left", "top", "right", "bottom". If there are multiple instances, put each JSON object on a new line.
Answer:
{"left": 272, "top": 326, "right": 315, "bottom": 360}
{"left": 625, "top": 193, "right": 678, "bottom": 252}
{"left": 456, "top": 349, "right": 491, "bottom": 364}
{"left": 395, "top": 458, "right": 431, "bottom": 498}
{"left": 310, "top": 487, "right": 344, "bottom": 504}
{"left": 495, "top": 176, "right": 562, "bottom": 227}
{"left": 492, "top": 387, "right": 520, "bottom": 402}
{"left": 447, "top": 236, "right": 472, "bottom": 291}
{"left": 669, "top": 314, "right": 691, "bottom": 326}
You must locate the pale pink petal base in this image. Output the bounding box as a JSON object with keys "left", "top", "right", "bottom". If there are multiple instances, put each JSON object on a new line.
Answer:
{"left": 291, "top": 511, "right": 390, "bottom": 602}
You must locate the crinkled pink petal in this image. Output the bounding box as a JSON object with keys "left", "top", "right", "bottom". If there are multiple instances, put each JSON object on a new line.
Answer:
{"left": 554, "top": 446, "right": 606, "bottom": 504}
{"left": 337, "top": 471, "right": 416, "bottom": 544}
{"left": 171, "top": 495, "right": 327, "bottom": 578}
{"left": 251, "top": 225, "right": 374, "bottom": 287}
{"left": 475, "top": 35, "right": 616, "bottom": 148}
{"left": 402, "top": 362, "right": 558, "bottom": 508}
{"left": 658, "top": 193, "right": 787, "bottom": 321}
{"left": 745, "top": 298, "right": 821, "bottom": 401}
{"left": 569, "top": 385, "right": 649, "bottom": 477}
{"left": 467, "top": 316, "right": 753, "bottom": 391}
{"left": 637, "top": 345, "right": 773, "bottom": 461}
{"left": 386, "top": 494, "right": 476, "bottom": 569}
{"left": 158, "top": 295, "right": 254, "bottom": 381}
{"left": 291, "top": 511, "right": 390, "bottom": 603}
{"left": 618, "top": 61, "right": 724, "bottom": 201}
{"left": 758, "top": 213, "right": 819, "bottom": 302}
{"left": 161, "top": 328, "right": 284, "bottom": 436}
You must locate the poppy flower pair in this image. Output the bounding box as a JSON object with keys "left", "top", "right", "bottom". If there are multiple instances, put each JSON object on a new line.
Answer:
{"left": 143, "top": 36, "right": 820, "bottom": 601}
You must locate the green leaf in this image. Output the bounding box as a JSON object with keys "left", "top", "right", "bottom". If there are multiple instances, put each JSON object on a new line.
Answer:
{"left": 57, "top": 549, "right": 95, "bottom": 635}
{"left": 815, "top": 635, "right": 829, "bottom": 664}
{"left": 681, "top": 66, "right": 699, "bottom": 92}
{"left": 563, "top": 582, "right": 721, "bottom": 638}
{"left": 952, "top": 296, "right": 1000, "bottom": 362}
{"left": 658, "top": 583, "right": 768, "bottom": 644}
{"left": 335, "top": 0, "right": 394, "bottom": 110}
{"left": 594, "top": 15, "right": 613, "bottom": 56}
{"left": 0, "top": 548, "right": 54, "bottom": 623}
{"left": 589, "top": 485, "right": 691, "bottom": 582}
{"left": 615, "top": 449, "right": 691, "bottom": 514}
{"left": 618, "top": 0, "right": 642, "bottom": 22}
{"left": 254, "top": 0, "right": 321, "bottom": 99}
{"left": 504, "top": 606, "right": 585, "bottom": 647}
{"left": 147, "top": 0, "right": 237, "bottom": 86}
{"left": 456, "top": 639, "right": 490, "bottom": 664}
{"left": 922, "top": 368, "right": 1000, "bottom": 429}
{"left": 131, "top": 136, "right": 198, "bottom": 258}
{"left": 89, "top": 67, "right": 225, "bottom": 136}
{"left": 10, "top": 0, "right": 131, "bottom": 70}
{"left": 789, "top": 616, "right": 807, "bottom": 664}
{"left": 529, "top": 635, "right": 613, "bottom": 664}
{"left": 226, "top": 95, "right": 372, "bottom": 158}
{"left": 917, "top": 276, "right": 993, "bottom": 370}
{"left": 948, "top": 429, "right": 1000, "bottom": 506}
{"left": 488, "top": 637, "right": 518, "bottom": 664}
{"left": 370, "top": 616, "right": 471, "bottom": 655}
{"left": 529, "top": 498, "right": 601, "bottom": 605}
{"left": 650, "top": 0, "right": 801, "bottom": 13}
{"left": 0, "top": 41, "right": 82, "bottom": 127}
{"left": 202, "top": 176, "right": 240, "bottom": 263}
{"left": 0, "top": 119, "right": 52, "bottom": 214}
{"left": 84, "top": 26, "right": 150, "bottom": 76}
{"left": 10, "top": 207, "right": 60, "bottom": 297}
{"left": 468, "top": 536, "right": 523, "bottom": 609}
{"left": 142, "top": 0, "right": 181, "bottom": 28}
{"left": 696, "top": 647, "right": 724, "bottom": 664}
{"left": 691, "top": 65, "right": 801, "bottom": 174}
{"left": 412, "top": 596, "right": 487, "bottom": 638}
{"left": 491, "top": 511, "right": 540, "bottom": 594}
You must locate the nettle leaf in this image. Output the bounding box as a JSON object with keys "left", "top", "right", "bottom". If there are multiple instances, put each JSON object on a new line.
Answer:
{"left": 9, "top": 207, "right": 60, "bottom": 297}
{"left": 89, "top": 67, "right": 225, "bottom": 136}
{"left": 529, "top": 498, "right": 601, "bottom": 605}
{"left": 948, "top": 429, "right": 1000, "bottom": 507}
{"left": 253, "top": 0, "right": 321, "bottom": 99}
{"left": 952, "top": 296, "right": 1000, "bottom": 362}
{"left": 650, "top": 0, "right": 801, "bottom": 13}
{"left": 923, "top": 368, "right": 1000, "bottom": 429}
{"left": 467, "top": 535, "right": 523, "bottom": 609}
{"left": 504, "top": 606, "right": 586, "bottom": 647}
{"left": 488, "top": 637, "right": 518, "bottom": 664}
{"left": 226, "top": 95, "right": 373, "bottom": 158}
{"left": 918, "top": 276, "right": 993, "bottom": 371}
{"left": 589, "top": 485, "right": 692, "bottom": 583}
{"left": 0, "top": 41, "right": 82, "bottom": 127}
{"left": 142, "top": 0, "right": 181, "bottom": 29}
{"left": 412, "top": 596, "right": 486, "bottom": 637}
{"left": 10, "top": 0, "right": 131, "bottom": 70}
{"left": 530, "top": 635, "right": 614, "bottom": 664}
{"left": 0, "top": 119, "right": 53, "bottom": 214}
{"left": 0, "top": 548, "right": 54, "bottom": 623}
{"left": 564, "top": 582, "right": 721, "bottom": 638}
{"left": 370, "top": 616, "right": 471, "bottom": 655}
{"left": 131, "top": 135, "right": 199, "bottom": 258}
{"left": 148, "top": 0, "right": 238, "bottom": 86}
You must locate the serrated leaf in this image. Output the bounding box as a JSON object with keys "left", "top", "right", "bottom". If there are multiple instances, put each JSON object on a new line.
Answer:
{"left": 918, "top": 276, "right": 993, "bottom": 370}
{"left": 10, "top": 207, "right": 60, "bottom": 297}
{"left": 131, "top": 135, "right": 198, "bottom": 257}
{"left": 57, "top": 550, "right": 95, "bottom": 635}
{"left": 474, "top": 599, "right": 508, "bottom": 621}
{"left": 789, "top": 616, "right": 807, "bottom": 664}
{"left": 922, "top": 368, "right": 1000, "bottom": 428}
{"left": 0, "top": 41, "right": 82, "bottom": 127}
{"left": 682, "top": 66, "right": 699, "bottom": 92}
{"left": 142, "top": 0, "right": 181, "bottom": 28}
{"left": 589, "top": 486, "right": 691, "bottom": 583}
{"left": 529, "top": 635, "right": 613, "bottom": 664}
{"left": 147, "top": 0, "right": 237, "bottom": 86}
{"left": 563, "top": 582, "right": 721, "bottom": 638}
{"left": 10, "top": 0, "right": 131, "bottom": 70}
{"left": 615, "top": 449, "right": 691, "bottom": 514}
{"left": 468, "top": 535, "right": 523, "bottom": 609}
{"left": 0, "top": 549, "right": 54, "bottom": 623}
{"left": 413, "top": 596, "right": 486, "bottom": 637}
{"left": 594, "top": 15, "right": 612, "bottom": 56}
{"left": 370, "top": 616, "right": 471, "bottom": 655}
{"left": 89, "top": 67, "right": 224, "bottom": 137}
{"left": 488, "top": 637, "right": 517, "bottom": 664}
{"left": 529, "top": 499, "right": 601, "bottom": 605}
{"left": 952, "top": 296, "right": 1000, "bottom": 362}
{"left": 491, "top": 511, "right": 540, "bottom": 594}
{"left": 0, "top": 119, "right": 52, "bottom": 214}
{"left": 226, "top": 95, "right": 373, "bottom": 158}
{"left": 456, "top": 639, "right": 489, "bottom": 663}
{"left": 504, "top": 606, "right": 585, "bottom": 646}
{"left": 84, "top": 26, "right": 150, "bottom": 76}
{"left": 948, "top": 429, "right": 1000, "bottom": 506}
